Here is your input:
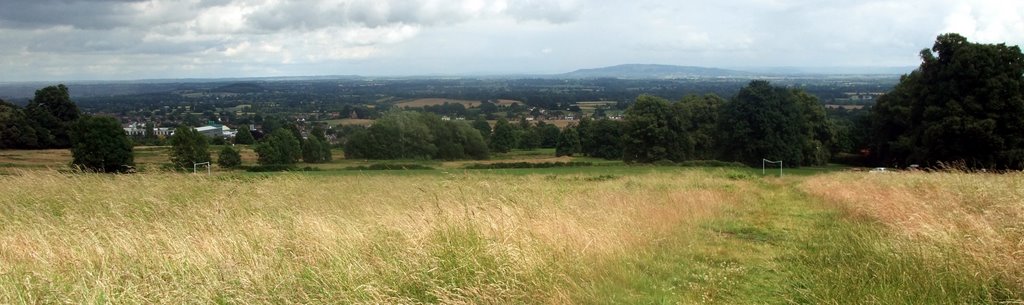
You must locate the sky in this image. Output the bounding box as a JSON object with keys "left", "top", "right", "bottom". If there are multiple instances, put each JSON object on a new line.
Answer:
{"left": 0, "top": 0, "right": 1022, "bottom": 82}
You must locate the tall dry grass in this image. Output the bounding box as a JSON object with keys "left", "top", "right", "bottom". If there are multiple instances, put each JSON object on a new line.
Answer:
{"left": 801, "top": 171, "right": 1024, "bottom": 292}
{"left": 0, "top": 170, "right": 741, "bottom": 303}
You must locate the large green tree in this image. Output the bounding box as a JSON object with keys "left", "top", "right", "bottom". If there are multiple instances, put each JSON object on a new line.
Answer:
{"left": 256, "top": 128, "right": 301, "bottom": 165}
{"left": 25, "top": 84, "right": 80, "bottom": 148}
{"left": 582, "top": 118, "right": 625, "bottom": 160}
{"left": 489, "top": 118, "right": 516, "bottom": 153}
{"left": 555, "top": 126, "right": 582, "bottom": 157}
{"left": 301, "top": 137, "right": 332, "bottom": 163}
{"left": 217, "top": 146, "right": 242, "bottom": 168}
{"left": 234, "top": 127, "right": 255, "bottom": 145}
{"left": 0, "top": 99, "right": 41, "bottom": 149}
{"left": 793, "top": 91, "right": 835, "bottom": 166}
{"left": 871, "top": 33, "right": 1024, "bottom": 168}
{"left": 717, "top": 81, "right": 818, "bottom": 167}
{"left": 674, "top": 94, "right": 725, "bottom": 160}
{"left": 622, "top": 95, "right": 691, "bottom": 163}
{"left": 168, "top": 126, "right": 211, "bottom": 169}
{"left": 471, "top": 116, "right": 491, "bottom": 141}
{"left": 69, "top": 116, "right": 134, "bottom": 172}
{"left": 536, "top": 122, "right": 561, "bottom": 148}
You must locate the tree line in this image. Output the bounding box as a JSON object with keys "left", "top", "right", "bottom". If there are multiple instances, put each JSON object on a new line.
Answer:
{"left": 4, "top": 33, "right": 1021, "bottom": 171}
{"left": 868, "top": 33, "right": 1024, "bottom": 169}
{"left": 526, "top": 33, "right": 1024, "bottom": 170}
{"left": 0, "top": 85, "right": 81, "bottom": 149}
{"left": 545, "top": 82, "right": 834, "bottom": 167}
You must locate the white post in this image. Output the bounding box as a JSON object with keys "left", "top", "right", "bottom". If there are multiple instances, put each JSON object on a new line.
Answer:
{"left": 763, "top": 159, "right": 782, "bottom": 177}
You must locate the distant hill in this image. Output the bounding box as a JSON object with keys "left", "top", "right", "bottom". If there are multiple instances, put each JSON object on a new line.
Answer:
{"left": 559, "top": 64, "right": 752, "bottom": 79}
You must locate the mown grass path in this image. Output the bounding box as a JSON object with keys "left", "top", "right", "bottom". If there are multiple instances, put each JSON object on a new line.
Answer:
{"left": 572, "top": 176, "right": 1019, "bottom": 304}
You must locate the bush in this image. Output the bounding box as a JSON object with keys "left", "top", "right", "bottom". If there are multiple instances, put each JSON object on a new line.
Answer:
{"left": 217, "top": 146, "right": 242, "bottom": 168}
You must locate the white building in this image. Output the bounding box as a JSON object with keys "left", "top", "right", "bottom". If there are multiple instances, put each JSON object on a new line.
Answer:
{"left": 194, "top": 125, "right": 236, "bottom": 138}
{"left": 123, "top": 122, "right": 172, "bottom": 137}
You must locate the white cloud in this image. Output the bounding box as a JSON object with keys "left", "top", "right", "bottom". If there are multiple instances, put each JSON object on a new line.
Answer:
{"left": 0, "top": 0, "right": 1022, "bottom": 81}
{"left": 943, "top": 2, "right": 1024, "bottom": 45}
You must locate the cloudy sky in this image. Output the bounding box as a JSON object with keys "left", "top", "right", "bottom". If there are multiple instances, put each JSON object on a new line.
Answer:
{"left": 0, "top": 0, "right": 1022, "bottom": 82}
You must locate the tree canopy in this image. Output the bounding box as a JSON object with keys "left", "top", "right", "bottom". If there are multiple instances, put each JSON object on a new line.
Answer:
{"left": 717, "top": 81, "right": 831, "bottom": 167}
{"left": 871, "top": 33, "right": 1024, "bottom": 169}
{"left": 217, "top": 146, "right": 242, "bottom": 168}
{"left": 256, "top": 128, "right": 301, "bottom": 165}
{"left": 344, "top": 111, "right": 488, "bottom": 160}
{"left": 168, "top": 126, "right": 211, "bottom": 169}
{"left": 0, "top": 85, "right": 82, "bottom": 149}
{"left": 555, "top": 125, "right": 582, "bottom": 157}
{"left": 489, "top": 118, "right": 516, "bottom": 154}
{"left": 27, "top": 84, "right": 80, "bottom": 148}
{"left": 580, "top": 118, "right": 626, "bottom": 160}
{"left": 622, "top": 95, "right": 691, "bottom": 163}
{"left": 69, "top": 116, "right": 134, "bottom": 173}
{"left": 234, "top": 127, "right": 255, "bottom": 145}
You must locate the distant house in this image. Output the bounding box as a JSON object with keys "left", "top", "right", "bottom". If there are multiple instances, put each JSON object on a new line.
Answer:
{"left": 123, "top": 122, "right": 173, "bottom": 137}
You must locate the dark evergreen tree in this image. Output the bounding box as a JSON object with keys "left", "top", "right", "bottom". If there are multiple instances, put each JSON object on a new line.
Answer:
{"left": 69, "top": 116, "right": 134, "bottom": 173}
{"left": 168, "top": 126, "right": 211, "bottom": 169}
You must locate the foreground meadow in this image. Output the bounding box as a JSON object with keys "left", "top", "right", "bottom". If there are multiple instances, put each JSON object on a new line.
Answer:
{"left": 802, "top": 171, "right": 1024, "bottom": 298}
{"left": 0, "top": 168, "right": 1020, "bottom": 304}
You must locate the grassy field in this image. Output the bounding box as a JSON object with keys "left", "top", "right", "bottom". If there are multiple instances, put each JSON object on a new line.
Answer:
{"left": 0, "top": 147, "right": 1021, "bottom": 303}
